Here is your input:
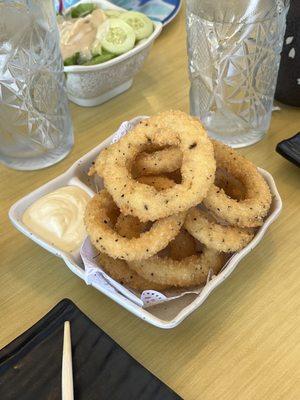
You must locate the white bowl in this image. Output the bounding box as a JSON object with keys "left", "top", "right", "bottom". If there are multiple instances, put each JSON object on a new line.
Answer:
{"left": 63, "top": 0, "right": 162, "bottom": 107}
{"left": 9, "top": 116, "right": 282, "bottom": 329}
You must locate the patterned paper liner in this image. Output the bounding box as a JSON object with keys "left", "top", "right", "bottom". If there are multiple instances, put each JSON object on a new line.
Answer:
{"left": 81, "top": 237, "right": 225, "bottom": 308}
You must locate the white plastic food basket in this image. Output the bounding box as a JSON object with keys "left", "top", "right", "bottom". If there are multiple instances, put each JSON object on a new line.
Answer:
{"left": 9, "top": 116, "right": 282, "bottom": 329}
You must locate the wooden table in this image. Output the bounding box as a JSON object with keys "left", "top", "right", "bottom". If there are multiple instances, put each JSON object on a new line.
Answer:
{"left": 1, "top": 6, "right": 300, "bottom": 400}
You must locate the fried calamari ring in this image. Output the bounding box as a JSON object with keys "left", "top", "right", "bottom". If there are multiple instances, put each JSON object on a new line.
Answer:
{"left": 97, "top": 110, "right": 216, "bottom": 221}
{"left": 132, "top": 150, "right": 246, "bottom": 200}
{"left": 132, "top": 147, "right": 183, "bottom": 177}
{"left": 185, "top": 208, "right": 254, "bottom": 253}
{"left": 116, "top": 214, "right": 197, "bottom": 260}
{"left": 113, "top": 176, "right": 176, "bottom": 239}
{"left": 128, "top": 248, "right": 224, "bottom": 288}
{"left": 96, "top": 213, "right": 168, "bottom": 292}
{"left": 116, "top": 213, "right": 224, "bottom": 288}
{"left": 114, "top": 175, "right": 175, "bottom": 238}
{"left": 113, "top": 175, "right": 176, "bottom": 247}
{"left": 84, "top": 189, "right": 185, "bottom": 261}
{"left": 106, "top": 211, "right": 224, "bottom": 289}
{"left": 97, "top": 253, "right": 167, "bottom": 292}
{"left": 203, "top": 140, "right": 272, "bottom": 227}
{"left": 115, "top": 213, "right": 197, "bottom": 260}
{"left": 125, "top": 140, "right": 270, "bottom": 226}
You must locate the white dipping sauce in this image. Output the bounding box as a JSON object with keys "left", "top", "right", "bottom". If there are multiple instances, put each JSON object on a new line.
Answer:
{"left": 23, "top": 186, "right": 91, "bottom": 252}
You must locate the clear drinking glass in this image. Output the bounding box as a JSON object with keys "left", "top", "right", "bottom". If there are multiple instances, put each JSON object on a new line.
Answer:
{"left": 186, "top": 0, "right": 290, "bottom": 147}
{"left": 0, "top": 0, "right": 73, "bottom": 170}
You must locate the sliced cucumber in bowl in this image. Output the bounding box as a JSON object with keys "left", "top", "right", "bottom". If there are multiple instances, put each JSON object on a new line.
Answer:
{"left": 61, "top": 3, "right": 159, "bottom": 67}
{"left": 101, "top": 18, "right": 136, "bottom": 55}
{"left": 120, "top": 11, "right": 153, "bottom": 41}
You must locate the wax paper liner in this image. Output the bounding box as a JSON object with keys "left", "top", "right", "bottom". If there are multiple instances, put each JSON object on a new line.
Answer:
{"left": 81, "top": 237, "right": 227, "bottom": 308}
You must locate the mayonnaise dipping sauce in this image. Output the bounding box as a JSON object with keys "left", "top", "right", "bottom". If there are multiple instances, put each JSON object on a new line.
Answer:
{"left": 22, "top": 186, "right": 90, "bottom": 252}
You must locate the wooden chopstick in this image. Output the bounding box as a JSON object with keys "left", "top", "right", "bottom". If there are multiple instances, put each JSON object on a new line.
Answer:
{"left": 62, "top": 321, "right": 74, "bottom": 400}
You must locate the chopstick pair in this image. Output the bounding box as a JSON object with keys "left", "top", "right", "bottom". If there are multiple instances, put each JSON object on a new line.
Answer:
{"left": 62, "top": 321, "right": 74, "bottom": 400}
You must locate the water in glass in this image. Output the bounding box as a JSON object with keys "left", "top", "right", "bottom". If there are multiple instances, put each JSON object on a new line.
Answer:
{"left": 0, "top": 0, "right": 73, "bottom": 170}
{"left": 186, "top": 0, "right": 290, "bottom": 147}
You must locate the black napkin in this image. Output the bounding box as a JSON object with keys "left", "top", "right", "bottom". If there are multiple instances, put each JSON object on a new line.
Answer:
{"left": 275, "top": 0, "right": 300, "bottom": 107}
{"left": 276, "top": 132, "right": 300, "bottom": 167}
{"left": 0, "top": 299, "right": 182, "bottom": 400}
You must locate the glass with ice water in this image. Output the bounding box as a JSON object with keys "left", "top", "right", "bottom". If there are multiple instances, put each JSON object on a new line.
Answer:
{"left": 186, "top": 0, "right": 290, "bottom": 147}
{"left": 0, "top": 0, "right": 73, "bottom": 170}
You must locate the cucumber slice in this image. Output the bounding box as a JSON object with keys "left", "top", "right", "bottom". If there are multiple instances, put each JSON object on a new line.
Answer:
{"left": 101, "top": 19, "right": 135, "bottom": 55}
{"left": 84, "top": 52, "right": 115, "bottom": 65}
{"left": 104, "top": 9, "right": 124, "bottom": 18}
{"left": 70, "top": 3, "right": 96, "bottom": 18}
{"left": 120, "top": 11, "right": 153, "bottom": 41}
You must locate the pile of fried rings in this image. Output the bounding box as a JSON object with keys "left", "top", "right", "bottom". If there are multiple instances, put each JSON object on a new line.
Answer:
{"left": 85, "top": 111, "right": 272, "bottom": 291}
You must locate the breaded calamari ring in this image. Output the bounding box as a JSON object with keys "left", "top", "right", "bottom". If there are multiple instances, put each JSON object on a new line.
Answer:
{"left": 96, "top": 212, "right": 169, "bottom": 292}
{"left": 116, "top": 214, "right": 224, "bottom": 289}
{"left": 128, "top": 249, "right": 224, "bottom": 288}
{"left": 97, "top": 110, "right": 216, "bottom": 221}
{"left": 115, "top": 214, "right": 197, "bottom": 260}
{"left": 132, "top": 151, "right": 253, "bottom": 202}
{"left": 126, "top": 142, "right": 268, "bottom": 225}
{"left": 97, "top": 253, "right": 167, "bottom": 292}
{"left": 114, "top": 175, "right": 175, "bottom": 242}
{"left": 84, "top": 190, "right": 185, "bottom": 261}
{"left": 203, "top": 140, "right": 272, "bottom": 227}
{"left": 132, "top": 147, "right": 183, "bottom": 177}
{"left": 185, "top": 208, "right": 254, "bottom": 253}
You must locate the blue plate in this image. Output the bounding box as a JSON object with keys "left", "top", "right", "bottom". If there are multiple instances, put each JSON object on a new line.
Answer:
{"left": 110, "top": 0, "right": 181, "bottom": 25}
{"left": 56, "top": 0, "right": 181, "bottom": 26}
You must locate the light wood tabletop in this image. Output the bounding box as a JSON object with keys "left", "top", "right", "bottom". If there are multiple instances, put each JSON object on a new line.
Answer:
{"left": 1, "top": 5, "right": 300, "bottom": 400}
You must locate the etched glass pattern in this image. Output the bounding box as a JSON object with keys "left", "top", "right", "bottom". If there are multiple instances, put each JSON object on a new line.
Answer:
{"left": 186, "top": 0, "right": 290, "bottom": 147}
{"left": 0, "top": 0, "right": 73, "bottom": 170}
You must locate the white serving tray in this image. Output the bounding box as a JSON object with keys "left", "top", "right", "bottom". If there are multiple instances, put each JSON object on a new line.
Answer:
{"left": 9, "top": 117, "right": 282, "bottom": 329}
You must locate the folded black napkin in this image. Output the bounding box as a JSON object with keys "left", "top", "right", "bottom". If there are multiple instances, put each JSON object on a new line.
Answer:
{"left": 276, "top": 132, "right": 300, "bottom": 167}
{"left": 0, "top": 299, "right": 182, "bottom": 400}
{"left": 275, "top": 0, "right": 300, "bottom": 107}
